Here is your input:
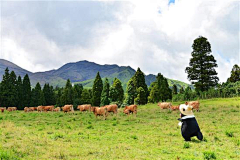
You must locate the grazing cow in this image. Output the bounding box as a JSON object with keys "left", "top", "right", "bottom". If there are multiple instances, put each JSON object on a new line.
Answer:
{"left": 43, "top": 105, "right": 54, "bottom": 112}
{"left": 29, "top": 107, "right": 36, "bottom": 112}
{"left": 185, "top": 101, "right": 200, "bottom": 112}
{"left": 103, "top": 104, "right": 118, "bottom": 115}
{"left": 54, "top": 107, "right": 61, "bottom": 112}
{"left": 77, "top": 104, "right": 91, "bottom": 112}
{"left": 92, "top": 107, "right": 107, "bottom": 120}
{"left": 171, "top": 105, "right": 180, "bottom": 111}
{"left": 24, "top": 107, "right": 30, "bottom": 112}
{"left": 37, "top": 106, "right": 45, "bottom": 112}
{"left": 158, "top": 102, "right": 172, "bottom": 110}
{"left": 123, "top": 105, "right": 137, "bottom": 116}
{"left": 7, "top": 108, "right": 13, "bottom": 112}
{"left": 0, "top": 108, "right": 4, "bottom": 113}
{"left": 61, "top": 105, "right": 74, "bottom": 113}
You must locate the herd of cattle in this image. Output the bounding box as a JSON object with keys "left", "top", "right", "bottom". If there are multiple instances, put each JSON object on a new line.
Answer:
{"left": 0, "top": 101, "right": 199, "bottom": 119}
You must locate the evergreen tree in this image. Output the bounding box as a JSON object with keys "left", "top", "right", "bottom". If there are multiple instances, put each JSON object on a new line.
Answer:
{"left": 148, "top": 82, "right": 159, "bottom": 103}
{"left": 109, "top": 78, "right": 124, "bottom": 103}
{"left": 16, "top": 76, "right": 23, "bottom": 109}
{"left": 22, "top": 74, "right": 31, "bottom": 107}
{"left": 184, "top": 86, "right": 192, "bottom": 100}
{"left": 80, "top": 88, "right": 92, "bottom": 104}
{"left": 172, "top": 84, "right": 178, "bottom": 95}
{"left": 186, "top": 36, "right": 219, "bottom": 92}
{"left": 73, "top": 84, "right": 83, "bottom": 107}
{"left": 56, "top": 88, "right": 64, "bottom": 106}
{"left": 9, "top": 71, "right": 17, "bottom": 106}
{"left": 62, "top": 79, "right": 73, "bottom": 105}
{"left": 126, "top": 68, "right": 148, "bottom": 105}
{"left": 133, "top": 68, "right": 148, "bottom": 103}
{"left": 0, "top": 68, "right": 11, "bottom": 107}
{"left": 31, "top": 82, "right": 45, "bottom": 106}
{"left": 227, "top": 64, "right": 240, "bottom": 83}
{"left": 43, "top": 84, "right": 56, "bottom": 105}
{"left": 179, "top": 86, "right": 185, "bottom": 94}
{"left": 134, "top": 87, "right": 146, "bottom": 105}
{"left": 126, "top": 78, "right": 137, "bottom": 105}
{"left": 148, "top": 73, "right": 172, "bottom": 102}
{"left": 92, "top": 72, "right": 103, "bottom": 106}
{"left": 101, "top": 78, "right": 110, "bottom": 106}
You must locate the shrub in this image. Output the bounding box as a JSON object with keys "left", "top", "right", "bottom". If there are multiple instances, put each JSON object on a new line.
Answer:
{"left": 225, "top": 131, "right": 234, "bottom": 137}
{"left": 183, "top": 142, "right": 190, "bottom": 149}
{"left": 203, "top": 151, "right": 216, "bottom": 160}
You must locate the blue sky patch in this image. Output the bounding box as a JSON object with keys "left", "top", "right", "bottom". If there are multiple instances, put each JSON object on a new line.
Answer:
{"left": 168, "top": 0, "right": 175, "bottom": 5}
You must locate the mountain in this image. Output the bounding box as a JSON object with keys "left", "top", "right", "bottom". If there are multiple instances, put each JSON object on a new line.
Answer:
{"left": 0, "top": 59, "right": 192, "bottom": 90}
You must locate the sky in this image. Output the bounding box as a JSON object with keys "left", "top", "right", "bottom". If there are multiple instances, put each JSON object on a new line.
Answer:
{"left": 0, "top": 0, "right": 239, "bottom": 83}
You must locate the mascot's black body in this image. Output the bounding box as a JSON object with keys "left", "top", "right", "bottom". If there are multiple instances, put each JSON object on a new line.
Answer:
{"left": 178, "top": 104, "right": 203, "bottom": 141}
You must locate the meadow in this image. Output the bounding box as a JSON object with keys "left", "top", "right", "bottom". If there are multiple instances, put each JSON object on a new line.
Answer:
{"left": 0, "top": 98, "right": 239, "bottom": 160}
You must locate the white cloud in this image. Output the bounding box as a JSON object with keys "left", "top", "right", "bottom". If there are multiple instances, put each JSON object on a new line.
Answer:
{"left": 1, "top": 0, "right": 239, "bottom": 83}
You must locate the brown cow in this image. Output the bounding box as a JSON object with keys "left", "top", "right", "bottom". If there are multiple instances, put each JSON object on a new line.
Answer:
{"left": 77, "top": 104, "right": 91, "bottom": 112}
{"left": 8, "top": 107, "right": 17, "bottom": 111}
{"left": 54, "top": 107, "right": 61, "bottom": 112}
{"left": 24, "top": 107, "right": 30, "bottom": 112}
{"left": 170, "top": 105, "right": 179, "bottom": 111}
{"left": 103, "top": 104, "right": 118, "bottom": 115}
{"left": 29, "top": 107, "right": 36, "bottom": 112}
{"left": 123, "top": 105, "right": 137, "bottom": 116}
{"left": 43, "top": 106, "right": 54, "bottom": 112}
{"left": 92, "top": 107, "right": 107, "bottom": 120}
{"left": 158, "top": 102, "right": 172, "bottom": 109}
{"left": 185, "top": 101, "right": 200, "bottom": 112}
{"left": 0, "top": 108, "right": 4, "bottom": 113}
{"left": 37, "top": 106, "right": 45, "bottom": 112}
{"left": 61, "top": 105, "right": 74, "bottom": 113}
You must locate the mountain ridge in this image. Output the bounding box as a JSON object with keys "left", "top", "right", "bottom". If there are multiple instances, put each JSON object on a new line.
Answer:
{"left": 0, "top": 59, "right": 192, "bottom": 90}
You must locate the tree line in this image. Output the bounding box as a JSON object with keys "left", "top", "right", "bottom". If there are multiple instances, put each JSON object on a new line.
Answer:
{"left": 0, "top": 36, "right": 239, "bottom": 109}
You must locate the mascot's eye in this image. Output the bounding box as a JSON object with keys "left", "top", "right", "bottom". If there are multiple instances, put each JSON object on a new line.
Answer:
{"left": 183, "top": 108, "right": 185, "bottom": 111}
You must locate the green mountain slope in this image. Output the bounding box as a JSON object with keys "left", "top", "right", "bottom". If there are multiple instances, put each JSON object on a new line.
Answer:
{"left": 0, "top": 59, "right": 192, "bottom": 90}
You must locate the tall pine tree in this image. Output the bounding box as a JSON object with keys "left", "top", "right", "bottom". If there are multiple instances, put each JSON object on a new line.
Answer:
{"left": 172, "top": 84, "right": 178, "bottom": 95}
{"left": 109, "top": 78, "right": 124, "bottom": 103}
{"left": 31, "top": 82, "right": 45, "bottom": 106}
{"left": 126, "top": 68, "right": 148, "bottom": 105}
{"left": 22, "top": 74, "right": 31, "bottom": 107}
{"left": 227, "top": 64, "right": 240, "bottom": 83}
{"left": 62, "top": 79, "right": 73, "bottom": 105}
{"left": 16, "top": 76, "right": 23, "bottom": 109}
{"left": 101, "top": 78, "right": 110, "bottom": 106}
{"left": 92, "top": 72, "right": 103, "bottom": 106}
{"left": 186, "top": 36, "right": 219, "bottom": 92}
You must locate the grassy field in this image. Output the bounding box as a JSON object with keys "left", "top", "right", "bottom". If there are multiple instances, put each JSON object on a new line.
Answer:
{"left": 0, "top": 98, "right": 240, "bottom": 160}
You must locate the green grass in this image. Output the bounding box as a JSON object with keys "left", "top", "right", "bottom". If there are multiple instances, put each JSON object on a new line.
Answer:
{"left": 0, "top": 97, "right": 240, "bottom": 159}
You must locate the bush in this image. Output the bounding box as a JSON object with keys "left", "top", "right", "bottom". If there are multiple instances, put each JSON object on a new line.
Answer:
{"left": 225, "top": 131, "right": 234, "bottom": 137}
{"left": 183, "top": 142, "right": 190, "bottom": 149}
{"left": 203, "top": 151, "right": 216, "bottom": 160}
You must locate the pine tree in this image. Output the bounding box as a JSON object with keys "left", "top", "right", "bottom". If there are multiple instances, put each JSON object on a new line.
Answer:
{"left": 31, "top": 82, "right": 45, "bottom": 106}
{"left": 9, "top": 71, "right": 17, "bottom": 106}
{"left": 16, "top": 76, "right": 23, "bottom": 109}
{"left": 62, "top": 79, "right": 73, "bottom": 105}
{"left": 22, "top": 74, "right": 31, "bottom": 107}
{"left": 81, "top": 88, "right": 92, "bottom": 104}
{"left": 92, "top": 72, "right": 103, "bottom": 106}
{"left": 0, "top": 68, "right": 11, "bottom": 107}
{"left": 126, "top": 68, "right": 148, "bottom": 105}
{"left": 109, "top": 78, "right": 124, "bottom": 103}
{"left": 133, "top": 68, "right": 148, "bottom": 103}
{"left": 172, "top": 84, "right": 178, "bottom": 95}
{"left": 186, "top": 36, "right": 219, "bottom": 92}
{"left": 101, "top": 78, "right": 110, "bottom": 106}
{"left": 227, "top": 64, "right": 240, "bottom": 83}
{"left": 126, "top": 78, "right": 137, "bottom": 105}
{"left": 134, "top": 87, "right": 146, "bottom": 105}
{"left": 148, "top": 73, "right": 172, "bottom": 102}
{"left": 73, "top": 84, "right": 83, "bottom": 107}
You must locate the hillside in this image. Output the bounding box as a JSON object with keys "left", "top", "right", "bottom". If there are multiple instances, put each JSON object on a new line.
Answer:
{"left": 0, "top": 59, "right": 192, "bottom": 90}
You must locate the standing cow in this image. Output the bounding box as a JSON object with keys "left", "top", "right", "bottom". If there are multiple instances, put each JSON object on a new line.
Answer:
{"left": 123, "top": 105, "right": 137, "bottom": 116}
{"left": 103, "top": 104, "right": 118, "bottom": 116}
{"left": 77, "top": 104, "right": 91, "bottom": 112}
{"left": 185, "top": 101, "right": 200, "bottom": 112}
{"left": 62, "top": 105, "right": 74, "bottom": 113}
{"left": 158, "top": 102, "right": 172, "bottom": 110}
{"left": 91, "top": 107, "right": 108, "bottom": 120}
